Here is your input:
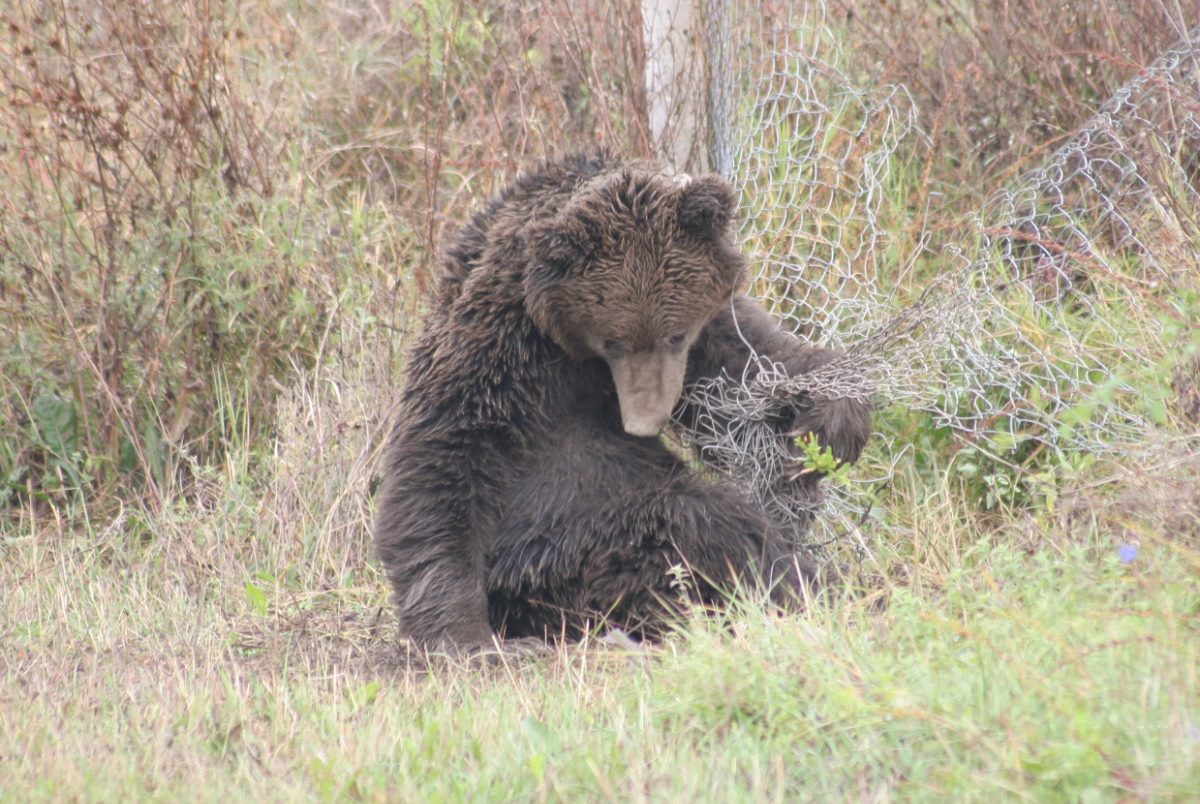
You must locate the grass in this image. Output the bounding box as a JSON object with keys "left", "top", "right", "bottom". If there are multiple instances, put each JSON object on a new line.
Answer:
{"left": 2, "top": 460, "right": 1196, "bottom": 800}
{"left": 2, "top": 0, "right": 1199, "bottom": 799}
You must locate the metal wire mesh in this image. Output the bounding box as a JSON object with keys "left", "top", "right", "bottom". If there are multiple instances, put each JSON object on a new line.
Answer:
{"left": 682, "top": 0, "right": 1200, "bottom": 550}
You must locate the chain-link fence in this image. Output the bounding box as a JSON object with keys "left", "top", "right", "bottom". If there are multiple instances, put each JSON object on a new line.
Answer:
{"left": 680, "top": 0, "right": 1200, "bottom": 550}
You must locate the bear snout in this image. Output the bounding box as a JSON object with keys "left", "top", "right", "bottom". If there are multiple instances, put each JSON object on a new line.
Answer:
{"left": 621, "top": 406, "right": 671, "bottom": 438}
{"left": 608, "top": 350, "right": 687, "bottom": 438}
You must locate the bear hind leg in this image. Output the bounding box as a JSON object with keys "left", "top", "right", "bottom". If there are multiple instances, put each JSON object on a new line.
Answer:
{"left": 486, "top": 421, "right": 804, "bottom": 641}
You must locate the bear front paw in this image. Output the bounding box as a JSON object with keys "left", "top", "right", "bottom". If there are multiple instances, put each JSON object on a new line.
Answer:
{"left": 787, "top": 395, "right": 872, "bottom": 468}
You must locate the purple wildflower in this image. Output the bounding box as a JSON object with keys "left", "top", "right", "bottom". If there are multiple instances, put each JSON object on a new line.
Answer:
{"left": 1118, "top": 544, "right": 1138, "bottom": 565}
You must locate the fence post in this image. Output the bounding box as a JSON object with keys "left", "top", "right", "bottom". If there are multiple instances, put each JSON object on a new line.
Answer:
{"left": 642, "top": 0, "right": 708, "bottom": 172}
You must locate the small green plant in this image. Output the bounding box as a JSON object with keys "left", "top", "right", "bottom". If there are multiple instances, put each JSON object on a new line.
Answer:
{"left": 793, "top": 432, "right": 852, "bottom": 483}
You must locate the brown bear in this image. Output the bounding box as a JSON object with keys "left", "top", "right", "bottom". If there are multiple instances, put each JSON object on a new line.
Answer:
{"left": 374, "top": 151, "right": 870, "bottom": 654}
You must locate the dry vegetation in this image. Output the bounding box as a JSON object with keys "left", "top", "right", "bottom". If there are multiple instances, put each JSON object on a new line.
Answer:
{"left": 1, "top": 0, "right": 1198, "bottom": 799}
{"left": 838, "top": 0, "right": 1197, "bottom": 186}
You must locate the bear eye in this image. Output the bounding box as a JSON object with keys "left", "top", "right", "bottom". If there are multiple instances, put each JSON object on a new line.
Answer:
{"left": 666, "top": 333, "right": 687, "bottom": 350}
{"left": 602, "top": 339, "right": 625, "bottom": 356}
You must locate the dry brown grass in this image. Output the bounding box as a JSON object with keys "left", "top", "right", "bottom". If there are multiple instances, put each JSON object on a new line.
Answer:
{"left": 292, "top": 0, "right": 652, "bottom": 289}
{"left": 837, "top": 0, "right": 1200, "bottom": 192}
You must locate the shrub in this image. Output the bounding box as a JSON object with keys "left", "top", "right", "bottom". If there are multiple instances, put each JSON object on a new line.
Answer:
{"left": 0, "top": 0, "right": 322, "bottom": 509}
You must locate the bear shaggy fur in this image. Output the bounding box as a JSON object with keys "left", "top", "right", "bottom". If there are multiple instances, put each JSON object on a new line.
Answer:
{"left": 375, "top": 152, "right": 870, "bottom": 653}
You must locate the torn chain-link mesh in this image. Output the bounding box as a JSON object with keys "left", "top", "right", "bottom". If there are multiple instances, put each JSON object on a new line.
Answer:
{"left": 681, "top": 0, "right": 1200, "bottom": 552}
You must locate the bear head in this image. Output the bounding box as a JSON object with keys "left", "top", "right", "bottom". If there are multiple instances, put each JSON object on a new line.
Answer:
{"left": 523, "top": 168, "right": 745, "bottom": 437}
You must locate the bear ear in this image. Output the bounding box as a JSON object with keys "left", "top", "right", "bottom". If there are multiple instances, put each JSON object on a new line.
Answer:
{"left": 677, "top": 175, "right": 737, "bottom": 238}
{"left": 523, "top": 214, "right": 595, "bottom": 279}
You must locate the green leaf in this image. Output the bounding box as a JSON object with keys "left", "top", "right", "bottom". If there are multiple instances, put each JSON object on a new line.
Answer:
{"left": 348, "top": 680, "right": 380, "bottom": 711}
{"left": 1146, "top": 395, "right": 1169, "bottom": 427}
{"left": 245, "top": 583, "right": 269, "bottom": 616}
{"left": 32, "top": 393, "right": 77, "bottom": 456}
